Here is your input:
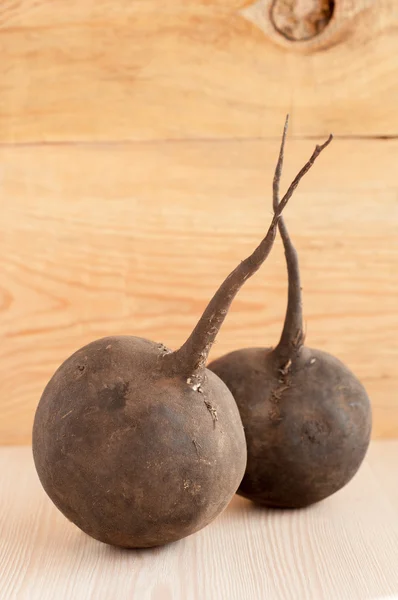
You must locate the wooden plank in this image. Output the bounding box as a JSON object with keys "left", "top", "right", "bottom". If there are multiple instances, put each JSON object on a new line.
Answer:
{"left": 1, "top": 443, "right": 398, "bottom": 599}
{"left": 0, "top": 137, "right": 397, "bottom": 443}
{"left": 1, "top": 0, "right": 398, "bottom": 142}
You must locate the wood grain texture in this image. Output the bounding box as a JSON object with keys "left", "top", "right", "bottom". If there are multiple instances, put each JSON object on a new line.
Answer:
{"left": 1, "top": 443, "right": 398, "bottom": 599}
{"left": 1, "top": 0, "right": 398, "bottom": 142}
{"left": 1, "top": 138, "right": 397, "bottom": 443}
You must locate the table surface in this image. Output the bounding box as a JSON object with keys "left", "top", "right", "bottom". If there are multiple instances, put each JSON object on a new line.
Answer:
{"left": 1, "top": 442, "right": 398, "bottom": 600}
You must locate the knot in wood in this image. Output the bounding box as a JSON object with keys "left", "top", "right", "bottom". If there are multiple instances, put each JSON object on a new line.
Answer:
{"left": 271, "top": 0, "right": 335, "bottom": 41}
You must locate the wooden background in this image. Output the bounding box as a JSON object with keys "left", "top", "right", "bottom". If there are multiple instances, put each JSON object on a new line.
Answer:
{"left": 1, "top": 0, "right": 397, "bottom": 444}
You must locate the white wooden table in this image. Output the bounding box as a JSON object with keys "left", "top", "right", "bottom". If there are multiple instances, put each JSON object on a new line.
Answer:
{"left": 1, "top": 442, "right": 398, "bottom": 600}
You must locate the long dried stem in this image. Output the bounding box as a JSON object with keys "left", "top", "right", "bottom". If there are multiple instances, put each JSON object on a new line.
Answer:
{"left": 273, "top": 116, "right": 333, "bottom": 359}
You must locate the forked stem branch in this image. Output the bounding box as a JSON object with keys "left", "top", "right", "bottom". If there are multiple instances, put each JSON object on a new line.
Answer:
{"left": 168, "top": 122, "right": 333, "bottom": 378}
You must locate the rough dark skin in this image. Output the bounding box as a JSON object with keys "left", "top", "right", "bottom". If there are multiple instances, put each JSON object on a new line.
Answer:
{"left": 32, "top": 120, "right": 328, "bottom": 547}
{"left": 209, "top": 346, "right": 371, "bottom": 508}
{"left": 209, "top": 117, "right": 372, "bottom": 508}
{"left": 33, "top": 336, "right": 246, "bottom": 547}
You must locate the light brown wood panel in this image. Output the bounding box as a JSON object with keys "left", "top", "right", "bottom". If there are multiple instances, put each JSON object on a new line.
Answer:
{"left": 1, "top": 0, "right": 398, "bottom": 142}
{"left": 1, "top": 137, "right": 397, "bottom": 443}
{"left": 1, "top": 443, "right": 398, "bottom": 599}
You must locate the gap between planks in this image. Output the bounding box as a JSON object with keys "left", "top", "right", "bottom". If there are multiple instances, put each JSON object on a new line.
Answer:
{"left": 1, "top": 134, "right": 398, "bottom": 149}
